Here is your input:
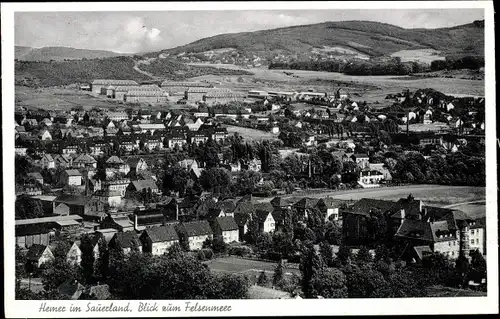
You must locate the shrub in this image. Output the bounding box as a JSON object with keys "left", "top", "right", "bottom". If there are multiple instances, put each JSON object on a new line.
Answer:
{"left": 197, "top": 250, "right": 206, "bottom": 261}
{"left": 202, "top": 248, "right": 213, "bottom": 260}
{"left": 228, "top": 245, "right": 253, "bottom": 257}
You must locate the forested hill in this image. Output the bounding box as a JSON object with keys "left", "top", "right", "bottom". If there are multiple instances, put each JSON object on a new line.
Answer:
{"left": 148, "top": 20, "right": 484, "bottom": 59}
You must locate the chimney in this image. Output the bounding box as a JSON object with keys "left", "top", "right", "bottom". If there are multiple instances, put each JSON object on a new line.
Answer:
{"left": 175, "top": 202, "right": 179, "bottom": 221}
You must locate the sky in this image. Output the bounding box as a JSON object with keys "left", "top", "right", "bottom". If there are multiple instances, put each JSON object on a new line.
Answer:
{"left": 15, "top": 9, "right": 484, "bottom": 54}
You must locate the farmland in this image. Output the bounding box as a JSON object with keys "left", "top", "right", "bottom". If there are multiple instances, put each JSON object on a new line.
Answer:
{"left": 390, "top": 49, "right": 446, "bottom": 64}
{"left": 226, "top": 125, "right": 279, "bottom": 142}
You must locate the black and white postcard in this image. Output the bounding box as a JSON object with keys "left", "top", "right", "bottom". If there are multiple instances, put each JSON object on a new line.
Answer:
{"left": 2, "top": 1, "right": 498, "bottom": 317}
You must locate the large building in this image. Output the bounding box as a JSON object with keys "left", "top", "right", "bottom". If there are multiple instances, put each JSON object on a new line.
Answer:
{"left": 124, "top": 90, "right": 169, "bottom": 104}
{"left": 203, "top": 92, "right": 246, "bottom": 106}
{"left": 161, "top": 81, "right": 213, "bottom": 94}
{"left": 91, "top": 79, "right": 138, "bottom": 96}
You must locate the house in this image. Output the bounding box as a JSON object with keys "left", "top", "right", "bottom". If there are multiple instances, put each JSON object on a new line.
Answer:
{"left": 351, "top": 153, "right": 370, "bottom": 168}
{"left": 176, "top": 220, "right": 213, "bottom": 251}
{"left": 15, "top": 145, "right": 28, "bottom": 156}
{"left": 293, "top": 197, "right": 320, "bottom": 220}
{"left": 127, "top": 179, "right": 161, "bottom": 195}
{"left": 316, "top": 198, "right": 342, "bottom": 221}
{"left": 38, "top": 129, "right": 52, "bottom": 141}
{"left": 105, "top": 156, "right": 130, "bottom": 177}
{"left": 178, "top": 159, "right": 199, "bottom": 170}
{"left": 358, "top": 170, "right": 385, "bottom": 188}
{"left": 61, "top": 144, "right": 79, "bottom": 155}
{"left": 50, "top": 241, "right": 82, "bottom": 266}
{"left": 247, "top": 158, "right": 262, "bottom": 172}
{"left": 40, "top": 153, "right": 55, "bottom": 169}
{"left": 126, "top": 157, "right": 148, "bottom": 175}
{"left": 27, "top": 244, "right": 54, "bottom": 268}
{"left": 109, "top": 231, "right": 143, "bottom": 254}
{"left": 73, "top": 154, "right": 97, "bottom": 169}
{"left": 212, "top": 216, "right": 239, "bottom": 243}
{"left": 256, "top": 210, "right": 276, "bottom": 233}
{"left": 271, "top": 125, "right": 280, "bottom": 134}
{"left": 369, "top": 163, "right": 392, "bottom": 181}
{"left": 140, "top": 225, "right": 180, "bottom": 255}
{"left": 93, "top": 190, "right": 122, "bottom": 207}
{"left": 57, "top": 280, "right": 86, "bottom": 300}
{"left": 60, "top": 169, "right": 82, "bottom": 186}
{"left": 101, "top": 179, "right": 131, "bottom": 197}
{"left": 166, "top": 135, "right": 188, "bottom": 149}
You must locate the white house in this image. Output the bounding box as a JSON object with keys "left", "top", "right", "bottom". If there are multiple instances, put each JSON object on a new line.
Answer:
{"left": 176, "top": 221, "right": 213, "bottom": 251}
{"left": 256, "top": 210, "right": 276, "bottom": 233}
{"left": 140, "top": 225, "right": 180, "bottom": 256}
{"left": 212, "top": 216, "right": 239, "bottom": 243}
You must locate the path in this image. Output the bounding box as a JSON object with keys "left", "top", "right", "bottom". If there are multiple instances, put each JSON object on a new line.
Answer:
{"left": 133, "top": 58, "right": 160, "bottom": 80}
{"left": 442, "top": 200, "right": 486, "bottom": 208}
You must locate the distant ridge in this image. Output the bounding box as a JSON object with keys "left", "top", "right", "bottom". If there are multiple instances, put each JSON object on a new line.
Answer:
{"left": 15, "top": 46, "right": 129, "bottom": 61}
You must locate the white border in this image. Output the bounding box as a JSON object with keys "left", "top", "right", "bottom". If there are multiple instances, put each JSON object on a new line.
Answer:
{"left": 2, "top": 1, "right": 498, "bottom": 317}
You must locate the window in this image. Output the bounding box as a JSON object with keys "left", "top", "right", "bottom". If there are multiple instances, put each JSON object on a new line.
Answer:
{"left": 449, "top": 242, "right": 451, "bottom": 247}
{"left": 471, "top": 229, "right": 475, "bottom": 235}
{"left": 471, "top": 239, "right": 475, "bottom": 245}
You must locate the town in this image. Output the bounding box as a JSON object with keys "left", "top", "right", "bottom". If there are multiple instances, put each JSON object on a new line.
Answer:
{"left": 14, "top": 76, "right": 487, "bottom": 300}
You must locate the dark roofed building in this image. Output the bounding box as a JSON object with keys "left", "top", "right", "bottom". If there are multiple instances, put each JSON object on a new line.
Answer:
{"left": 109, "top": 231, "right": 142, "bottom": 254}
{"left": 212, "top": 216, "right": 239, "bottom": 243}
{"left": 176, "top": 220, "right": 213, "bottom": 250}
{"left": 140, "top": 225, "right": 179, "bottom": 255}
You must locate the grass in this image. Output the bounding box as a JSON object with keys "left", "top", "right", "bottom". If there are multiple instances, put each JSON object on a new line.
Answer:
{"left": 278, "top": 185, "right": 486, "bottom": 207}
{"left": 226, "top": 125, "right": 279, "bottom": 142}
{"left": 205, "top": 256, "right": 299, "bottom": 275}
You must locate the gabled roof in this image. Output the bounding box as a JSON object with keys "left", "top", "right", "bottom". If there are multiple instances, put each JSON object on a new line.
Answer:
{"left": 57, "top": 280, "right": 86, "bottom": 300}
{"left": 144, "top": 225, "right": 179, "bottom": 242}
{"left": 233, "top": 212, "right": 251, "bottom": 227}
{"left": 318, "top": 198, "right": 344, "bottom": 209}
{"left": 111, "top": 231, "right": 142, "bottom": 249}
{"left": 293, "top": 197, "right": 320, "bottom": 210}
{"left": 256, "top": 209, "right": 273, "bottom": 223}
{"left": 178, "top": 220, "right": 213, "bottom": 237}
{"left": 215, "top": 216, "right": 238, "bottom": 231}
{"left": 350, "top": 198, "right": 396, "bottom": 216}
{"left": 233, "top": 200, "right": 255, "bottom": 215}
{"left": 74, "top": 154, "right": 97, "bottom": 164}
{"left": 130, "top": 179, "right": 159, "bottom": 192}
{"left": 106, "top": 156, "right": 124, "bottom": 164}
{"left": 54, "top": 194, "right": 88, "bottom": 206}
{"left": 126, "top": 156, "right": 145, "bottom": 168}
{"left": 27, "top": 244, "right": 49, "bottom": 260}
{"left": 254, "top": 202, "right": 274, "bottom": 213}
{"left": 65, "top": 169, "right": 82, "bottom": 176}
{"left": 413, "top": 245, "right": 433, "bottom": 261}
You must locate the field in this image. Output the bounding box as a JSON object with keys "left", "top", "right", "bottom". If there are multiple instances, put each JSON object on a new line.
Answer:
{"left": 390, "top": 49, "right": 446, "bottom": 64}
{"left": 443, "top": 202, "right": 486, "bottom": 219}
{"left": 204, "top": 256, "right": 299, "bottom": 278}
{"left": 226, "top": 125, "right": 279, "bottom": 142}
{"left": 16, "top": 86, "right": 122, "bottom": 111}
{"left": 187, "top": 63, "right": 484, "bottom": 103}
{"left": 398, "top": 123, "right": 451, "bottom": 132}
{"left": 281, "top": 185, "right": 486, "bottom": 207}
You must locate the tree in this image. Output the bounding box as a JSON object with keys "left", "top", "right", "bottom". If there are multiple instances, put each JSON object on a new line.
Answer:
{"left": 311, "top": 268, "right": 348, "bottom": 298}
{"left": 257, "top": 270, "right": 269, "bottom": 286}
{"left": 235, "top": 170, "right": 262, "bottom": 195}
{"left": 336, "top": 245, "right": 353, "bottom": 266}
{"left": 244, "top": 213, "right": 260, "bottom": 245}
{"left": 325, "top": 221, "right": 342, "bottom": 245}
{"left": 79, "top": 234, "right": 96, "bottom": 283}
{"left": 162, "top": 165, "right": 191, "bottom": 196}
{"left": 299, "top": 242, "right": 325, "bottom": 298}
{"left": 356, "top": 246, "right": 373, "bottom": 264}
{"left": 256, "top": 232, "right": 273, "bottom": 253}
{"left": 200, "top": 167, "right": 233, "bottom": 194}
{"left": 319, "top": 241, "right": 334, "bottom": 267}
{"left": 15, "top": 195, "right": 44, "bottom": 220}
{"left": 273, "top": 259, "right": 285, "bottom": 286}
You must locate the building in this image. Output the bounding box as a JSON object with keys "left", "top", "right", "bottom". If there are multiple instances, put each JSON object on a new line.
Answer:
{"left": 91, "top": 79, "right": 138, "bottom": 96}
{"left": 15, "top": 146, "right": 28, "bottom": 156}
{"left": 40, "top": 153, "right": 56, "bottom": 169}
{"left": 93, "top": 190, "right": 122, "bottom": 207}
{"left": 316, "top": 198, "right": 342, "bottom": 221}
{"left": 161, "top": 81, "right": 213, "bottom": 94}
{"left": 53, "top": 194, "right": 106, "bottom": 221}
{"left": 176, "top": 220, "right": 213, "bottom": 251}
{"left": 100, "top": 212, "right": 135, "bottom": 232}
{"left": 109, "top": 231, "right": 142, "bottom": 254}
{"left": 124, "top": 89, "right": 168, "bottom": 104}
{"left": 51, "top": 241, "right": 82, "bottom": 266}
{"left": 60, "top": 169, "right": 82, "bottom": 186}
{"left": 105, "top": 156, "right": 130, "bottom": 177}
{"left": 101, "top": 179, "right": 130, "bottom": 197}
{"left": 27, "top": 172, "right": 44, "bottom": 185}
{"left": 137, "top": 123, "right": 166, "bottom": 134}
{"left": 203, "top": 92, "right": 246, "bottom": 106}
{"left": 126, "top": 157, "right": 148, "bottom": 176}
{"left": 212, "top": 216, "right": 239, "bottom": 243}
{"left": 27, "top": 244, "right": 54, "bottom": 268}
{"left": 127, "top": 179, "right": 160, "bottom": 195}
{"left": 73, "top": 154, "right": 97, "bottom": 169}
{"left": 358, "top": 170, "right": 385, "bottom": 188}
{"left": 256, "top": 210, "right": 276, "bottom": 233}
{"left": 140, "top": 225, "right": 180, "bottom": 255}
{"left": 293, "top": 198, "right": 320, "bottom": 220}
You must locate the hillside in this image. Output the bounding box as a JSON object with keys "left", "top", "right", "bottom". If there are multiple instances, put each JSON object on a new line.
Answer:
{"left": 15, "top": 46, "right": 127, "bottom": 61}
{"left": 15, "top": 56, "right": 252, "bottom": 87}
{"left": 146, "top": 20, "right": 484, "bottom": 66}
